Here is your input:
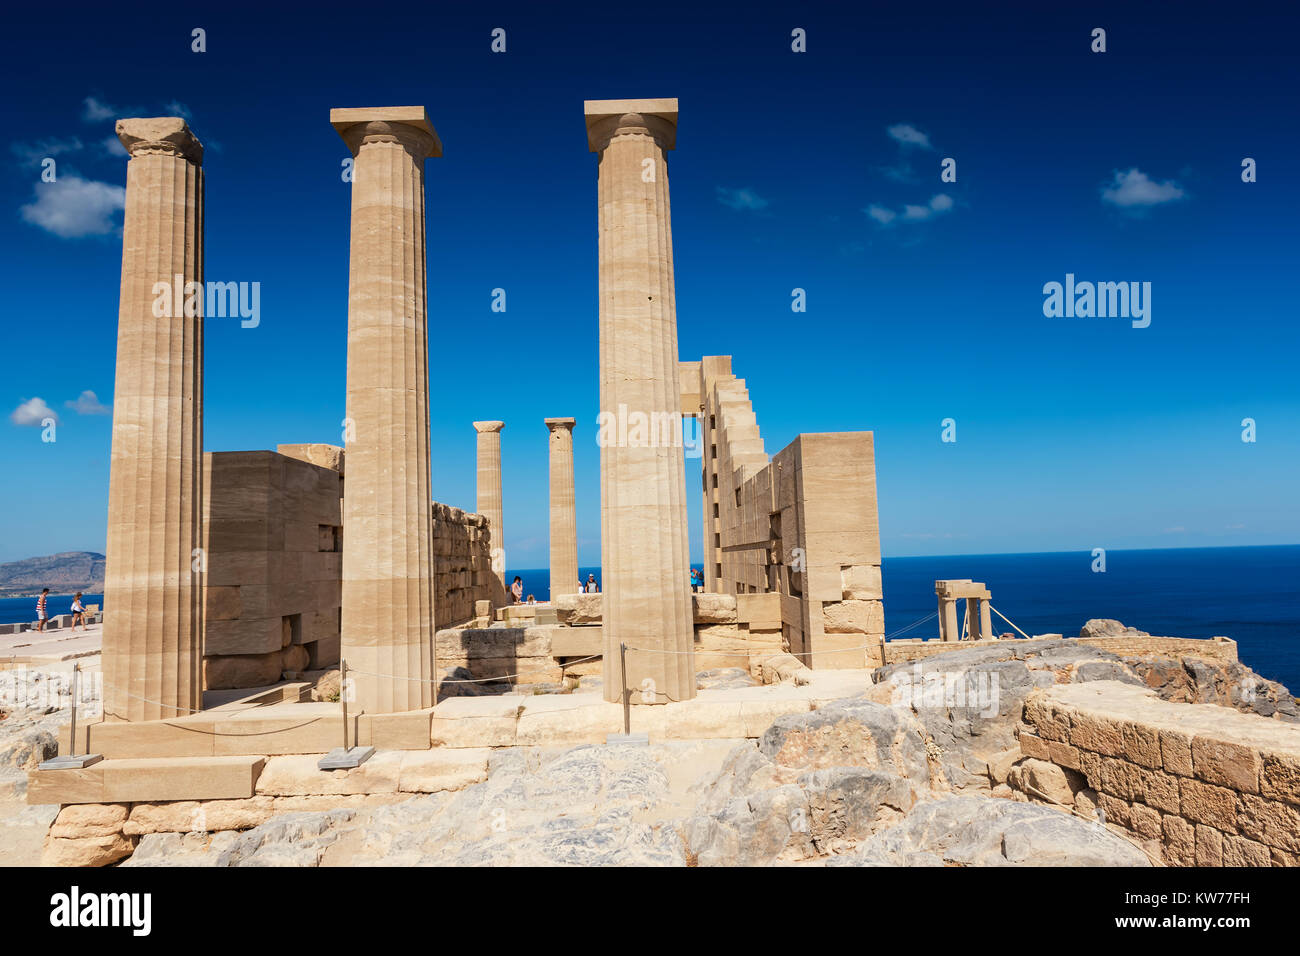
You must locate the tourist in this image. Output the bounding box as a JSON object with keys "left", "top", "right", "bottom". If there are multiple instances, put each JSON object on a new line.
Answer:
{"left": 585, "top": 573, "right": 599, "bottom": 593}
{"left": 70, "top": 592, "right": 86, "bottom": 631}
{"left": 526, "top": 593, "right": 536, "bottom": 604}
{"left": 511, "top": 575, "right": 523, "bottom": 603}
{"left": 36, "top": 588, "right": 49, "bottom": 632}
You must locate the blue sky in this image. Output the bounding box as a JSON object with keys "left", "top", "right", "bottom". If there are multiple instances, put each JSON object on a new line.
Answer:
{"left": 1, "top": 0, "right": 1297, "bottom": 567}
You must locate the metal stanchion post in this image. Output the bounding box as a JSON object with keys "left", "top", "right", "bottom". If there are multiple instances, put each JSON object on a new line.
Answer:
{"left": 39, "top": 661, "right": 102, "bottom": 770}
{"left": 606, "top": 641, "right": 648, "bottom": 747}
{"left": 621, "top": 642, "right": 630, "bottom": 735}
{"left": 319, "top": 657, "right": 374, "bottom": 769}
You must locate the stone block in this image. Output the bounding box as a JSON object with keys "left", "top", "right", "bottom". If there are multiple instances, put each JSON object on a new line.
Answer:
{"left": 1159, "top": 728, "right": 1194, "bottom": 777}
{"left": 1068, "top": 711, "right": 1126, "bottom": 757}
{"left": 692, "top": 592, "right": 738, "bottom": 624}
{"left": 41, "top": 832, "right": 135, "bottom": 868}
{"left": 203, "top": 651, "right": 284, "bottom": 690}
{"left": 1017, "top": 731, "right": 1051, "bottom": 761}
{"left": 1237, "top": 793, "right": 1300, "bottom": 852}
{"left": 1194, "top": 824, "right": 1224, "bottom": 866}
{"left": 1191, "top": 735, "right": 1260, "bottom": 794}
{"left": 1223, "top": 833, "right": 1271, "bottom": 867}
{"left": 1162, "top": 814, "right": 1195, "bottom": 867}
{"left": 1047, "top": 740, "right": 1082, "bottom": 771}
{"left": 1260, "top": 752, "right": 1300, "bottom": 807}
{"left": 100, "top": 756, "right": 264, "bottom": 803}
{"left": 396, "top": 749, "right": 491, "bottom": 793}
{"left": 1179, "top": 777, "right": 1238, "bottom": 831}
{"left": 255, "top": 750, "right": 402, "bottom": 796}
{"left": 50, "top": 803, "right": 129, "bottom": 839}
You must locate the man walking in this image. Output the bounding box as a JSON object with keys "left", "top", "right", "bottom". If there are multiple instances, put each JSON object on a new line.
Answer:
{"left": 36, "top": 588, "right": 50, "bottom": 632}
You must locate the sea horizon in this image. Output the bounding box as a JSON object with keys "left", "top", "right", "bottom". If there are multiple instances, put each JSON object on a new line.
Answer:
{"left": 7, "top": 543, "right": 1296, "bottom": 692}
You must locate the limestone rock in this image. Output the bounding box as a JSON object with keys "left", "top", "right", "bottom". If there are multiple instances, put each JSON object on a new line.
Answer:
{"left": 42, "top": 832, "right": 135, "bottom": 868}
{"left": 203, "top": 652, "right": 283, "bottom": 690}
{"left": 50, "top": 802, "right": 129, "bottom": 839}
{"left": 0, "top": 729, "right": 58, "bottom": 770}
{"left": 829, "top": 796, "right": 1150, "bottom": 867}
{"left": 1079, "top": 619, "right": 1150, "bottom": 639}
{"left": 692, "top": 593, "right": 738, "bottom": 624}
{"left": 554, "top": 593, "right": 603, "bottom": 625}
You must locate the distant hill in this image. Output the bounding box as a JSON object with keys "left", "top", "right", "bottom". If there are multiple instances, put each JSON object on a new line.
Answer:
{"left": 0, "top": 551, "right": 105, "bottom": 598}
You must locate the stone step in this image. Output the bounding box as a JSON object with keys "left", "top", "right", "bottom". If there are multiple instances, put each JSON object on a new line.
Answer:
{"left": 28, "top": 754, "right": 265, "bottom": 806}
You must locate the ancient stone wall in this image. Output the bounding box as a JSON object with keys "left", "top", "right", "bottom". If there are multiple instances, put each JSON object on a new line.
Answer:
{"left": 686, "top": 357, "right": 884, "bottom": 669}
{"left": 202, "top": 449, "right": 343, "bottom": 690}
{"left": 881, "top": 634, "right": 1239, "bottom": 668}
{"left": 431, "top": 502, "right": 493, "bottom": 631}
{"left": 202, "top": 444, "right": 490, "bottom": 690}
{"left": 1019, "top": 681, "right": 1300, "bottom": 866}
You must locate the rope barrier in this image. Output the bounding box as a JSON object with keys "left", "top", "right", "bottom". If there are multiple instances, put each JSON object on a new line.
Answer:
{"left": 344, "top": 654, "right": 604, "bottom": 685}
{"left": 989, "top": 605, "right": 1033, "bottom": 641}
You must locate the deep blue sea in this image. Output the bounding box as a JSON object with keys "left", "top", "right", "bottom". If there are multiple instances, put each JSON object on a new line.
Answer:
{"left": 6, "top": 546, "right": 1295, "bottom": 690}
{"left": 512, "top": 546, "right": 1300, "bottom": 692}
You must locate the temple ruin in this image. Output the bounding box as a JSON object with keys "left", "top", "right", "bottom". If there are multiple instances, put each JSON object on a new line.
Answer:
{"left": 26, "top": 99, "right": 1284, "bottom": 871}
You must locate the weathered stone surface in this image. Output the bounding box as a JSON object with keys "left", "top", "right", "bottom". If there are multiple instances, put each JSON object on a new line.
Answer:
{"left": 0, "top": 729, "right": 57, "bottom": 771}
{"left": 692, "top": 593, "right": 738, "bottom": 624}
{"left": 42, "top": 832, "right": 135, "bottom": 867}
{"left": 1079, "top": 619, "right": 1149, "bottom": 639}
{"left": 49, "top": 802, "right": 128, "bottom": 839}
{"left": 828, "top": 796, "right": 1149, "bottom": 867}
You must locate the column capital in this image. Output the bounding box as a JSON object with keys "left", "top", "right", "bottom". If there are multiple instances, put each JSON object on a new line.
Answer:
{"left": 116, "top": 117, "right": 204, "bottom": 165}
{"left": 331, "top": 106, "right": 442, "bottom": 159}
{"left": 584, "top": 98, "right": 677, "bottom": 153}
{"left": 544, "top": 417, "right": 576, "bottom": 431}
{"left": 473, "top": 420, "right": 505, "bottom": 434}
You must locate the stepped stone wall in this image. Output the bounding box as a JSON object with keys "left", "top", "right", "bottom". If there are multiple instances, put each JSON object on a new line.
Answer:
{"left": 684, "top": 357, "right": 884, "bottom": 669}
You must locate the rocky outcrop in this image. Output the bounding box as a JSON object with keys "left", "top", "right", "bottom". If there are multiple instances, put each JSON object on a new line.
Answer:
{"left": 1079, "top": 618, "right": 1150, "bottom": 639}
{"left": 828, "top": 796, "right": 1149, "bottom": 866}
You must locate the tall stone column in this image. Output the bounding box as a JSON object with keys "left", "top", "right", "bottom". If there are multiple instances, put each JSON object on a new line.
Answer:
{"left": 332, "top": 107, "right": 440, "bottom": 713}
{"left": 473, "top": 421, "right": 507, "bottom": 602}
{"left": 585, "top": 98, "right": 695, "bottom": 704}
{"left": 544, "top": 418, "right": 578, "bottom": 600}
{"left": 101, "top": 118, "right": 204, "bottom": 723}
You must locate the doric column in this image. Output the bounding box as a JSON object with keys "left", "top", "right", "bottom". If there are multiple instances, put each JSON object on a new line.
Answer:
{"left": 473, "top": 421, "right": 507, "bottom": 602}
{"left": 332, "top": 107, "right": 440, "bottom": 713}
{"left": 585, "top": 98, "right": 695, "bottom": 704}
{"left": 101, "top": 117, "right": 204, "bottom": 722}
{"left": 544, "top": 418, "right": 578, "bottom": 600}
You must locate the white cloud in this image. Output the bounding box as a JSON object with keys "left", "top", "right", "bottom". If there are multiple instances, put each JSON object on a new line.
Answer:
{"left": 82, "top": 96, "right": 117, "bottom": 122}
{"left": 101, "top": 135, "right": 128, "bottom": 158}
{"left": 9, "top": 137, "right": 83, "bottom": 167}
{"left": 66, "top": 390, "right": 111, "bottom": 415}
{"left": 10, "top": 398, "right": 59, "bottom": 427}
{"left": 164, "top": 100, "right": 193, "bottom": 120}
{"left": 887, "top": 123, "right": 932, "bottom": 150}
{"left": 867, "top": 194, "right": 954, "bottom": 226}
{"left": 866, "top": 204, "right": 897, "bottom": 225}
{"left": 1101, "top": 168, "right": 1185, "bottom": 208}
{"left": 716, "top": 187, "right": 769, "bottom": 212}
{"left": 20, "top": 176, "right": 126, "bottom": 238}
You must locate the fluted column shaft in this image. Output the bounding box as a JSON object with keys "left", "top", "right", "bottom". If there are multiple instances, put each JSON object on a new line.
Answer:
{"left": 473, "top": 421, "right": 507, "bottom": 603}
{"left": 545, "top": 418, "right": 578, "bottom": 600}
{"left": 587, "top": 100, "right": 694, "bottom": 704}
{"left": 102, "top": 118, "right": 204, "bottom": 722}
{"left": 333, "top": 108, "right": 440, "bottom": 713}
